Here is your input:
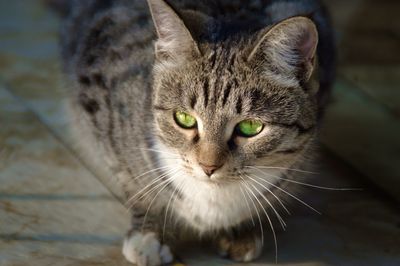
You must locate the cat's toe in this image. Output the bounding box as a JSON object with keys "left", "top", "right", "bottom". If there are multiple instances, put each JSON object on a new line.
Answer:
{"left": 122, "top": 231, "right": 173, "bottom": 266}
{"left": 217, "top": 235, "right": 263, "bottom": 262}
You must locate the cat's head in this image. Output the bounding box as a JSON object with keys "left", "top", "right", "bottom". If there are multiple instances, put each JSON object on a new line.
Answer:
{"left": 148, "top": 0, "right": 319, "bottom": 183}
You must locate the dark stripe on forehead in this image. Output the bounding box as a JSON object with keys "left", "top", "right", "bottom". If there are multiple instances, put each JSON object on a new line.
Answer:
{"left": 190, "top": 95, "right": 197, "bottom": 109}
{"left": 202, "top": 79, "right": 209, "bottom": 107}
{"left": 228, "top": 52, "right": 236, "bottom": 70}
{"left": 213, "top": 75, "right": 224, "bottom": 106}
{"left": 222, "top": 82, "right": 232, "bottom": 106}
{"left": 235, "top": 96, "right": 243, "bottom": 114}
{"left": 153, "top": 105, "right": 171, "bottom": 111}
{"left": 249, "top": 89, "right": 263, "bottom": 107}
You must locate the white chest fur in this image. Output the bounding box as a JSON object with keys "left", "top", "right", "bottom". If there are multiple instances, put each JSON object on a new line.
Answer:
{"left": 172, "top": 176, "right": 253, "bottom": 232}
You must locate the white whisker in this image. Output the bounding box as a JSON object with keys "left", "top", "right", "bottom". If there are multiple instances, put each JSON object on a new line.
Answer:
{"left": 247, "top": 166, "right": 361, "bottom": 191}
{"left": 131, "top": 147, "right": 180, "bottom": 157}
{"left": 238, "top": 185, "right": 256, "bottom": 226}
{"left": 243, "top": 174, "right": 286, "bottom": 230}
{"left": 128, "top": 168, "right": 180, "bottom": 208}
{"left": 241, "top": 177, "right": 278, "bottom": 263}
{"left": 244, "top": 173, "right": 290, "bottom": 215}
{"left": 125, "top": 167, "right": 177, "bottom": 207}
{"left": 239, "top": 176, "right": 264, "bottom": 245}
{"left": 246, "top": 165, "right": 318, "bottom": 174}
{"left": 141, "top": 171, "right": 180, "bottom": 232}
{"left": 243, "top": 174, "right": 288, "bottom": 230}
{"left": 128, "top": 165, "right": 173, "bottom": 184}
{"left": 250, "top": 170, "right": 321, "bottom": 215}
{"left": 169, "top": 177, "right": 187, "bottom": 223}
{"left": 163, "top": 175, "right": 182, "bottom": 240}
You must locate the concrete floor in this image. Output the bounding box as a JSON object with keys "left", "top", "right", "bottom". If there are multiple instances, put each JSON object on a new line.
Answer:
{"left": 0, "top": 0, "right": 399, "bottom": 265}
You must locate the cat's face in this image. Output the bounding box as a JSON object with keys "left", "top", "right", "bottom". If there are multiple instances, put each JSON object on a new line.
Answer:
{"left": 152, "top": 46, "right": 317, "bottom": 183}
{"left": 148, "top": 0, "right": 319, "bottom": 184}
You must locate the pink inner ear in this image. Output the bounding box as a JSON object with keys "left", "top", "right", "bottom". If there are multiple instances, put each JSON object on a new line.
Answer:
{"left": 298, "top": 28, "right": 318, "bottom": 62}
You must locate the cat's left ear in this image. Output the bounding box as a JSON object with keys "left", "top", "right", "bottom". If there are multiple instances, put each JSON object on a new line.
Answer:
{"left": 247, "top": 16, "right": 318, "bottom": 87}
{"left": 147, "top": 0, "right": 201, "bottom": 62}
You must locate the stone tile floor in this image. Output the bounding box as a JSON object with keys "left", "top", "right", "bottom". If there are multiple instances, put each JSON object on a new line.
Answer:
{"left": 0, "top": 0, "right": 399, "bottom": 265}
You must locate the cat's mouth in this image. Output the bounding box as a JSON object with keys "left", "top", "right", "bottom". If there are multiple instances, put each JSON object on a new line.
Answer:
{"left": 188, "top": 170, "right": 242, "bottom": 184}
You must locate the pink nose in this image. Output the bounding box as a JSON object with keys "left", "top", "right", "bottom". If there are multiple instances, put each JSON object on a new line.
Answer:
{"left": 199, "top": 163, "right": 223, "bottom": 176}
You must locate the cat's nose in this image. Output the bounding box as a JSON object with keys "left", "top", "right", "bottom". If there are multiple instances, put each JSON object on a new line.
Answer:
{"left": 199, "top": 163, "right": 223, "bottom": 177}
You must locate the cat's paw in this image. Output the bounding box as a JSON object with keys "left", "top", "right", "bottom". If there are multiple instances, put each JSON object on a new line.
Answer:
{"left": 217, "top": 234, "right": 263, "bottom": 262}
{"left": 122, "top": 231, "right": 173, "bottom": 266}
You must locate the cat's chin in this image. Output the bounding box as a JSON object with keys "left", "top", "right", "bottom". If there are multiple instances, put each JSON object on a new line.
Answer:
{"left": 191, "top": 174, "right": 237, "bottom": 185}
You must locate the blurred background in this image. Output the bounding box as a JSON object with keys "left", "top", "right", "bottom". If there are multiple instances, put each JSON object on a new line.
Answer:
{"left": 0, "top": 0, "right": 399, "bottom": 265}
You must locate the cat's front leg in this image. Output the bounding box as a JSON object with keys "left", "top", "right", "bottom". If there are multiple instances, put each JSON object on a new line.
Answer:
{"left": 122, "top": 209, "right": 173, "bottom": 266}
{"left": 217, "top": 226, "right": 263, "bottom": 262}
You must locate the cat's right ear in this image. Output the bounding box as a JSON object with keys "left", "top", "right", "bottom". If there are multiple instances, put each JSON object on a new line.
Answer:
{"left": 147, "top": 0, "right": 201, "bottom": 63}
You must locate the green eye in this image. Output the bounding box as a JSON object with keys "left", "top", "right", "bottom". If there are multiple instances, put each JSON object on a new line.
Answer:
{"left": 236, "top": 119, "right": 263, "bottom": 137}
{"left": 174, "top": 111, "right": 197, "bottom": 129}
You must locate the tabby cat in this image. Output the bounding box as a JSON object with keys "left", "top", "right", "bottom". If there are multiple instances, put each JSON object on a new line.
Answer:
{"left": 54, "top": 0, "right": 335, "bottom": 264}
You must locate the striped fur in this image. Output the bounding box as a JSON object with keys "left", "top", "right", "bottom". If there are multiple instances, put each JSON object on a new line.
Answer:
{"left": 59, "top": 0, "right": 335, "bottom": 264}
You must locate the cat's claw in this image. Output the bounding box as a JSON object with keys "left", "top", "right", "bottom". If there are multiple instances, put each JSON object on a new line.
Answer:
{"left": 122, "top": 231, "right": 173, "bottom": 266}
